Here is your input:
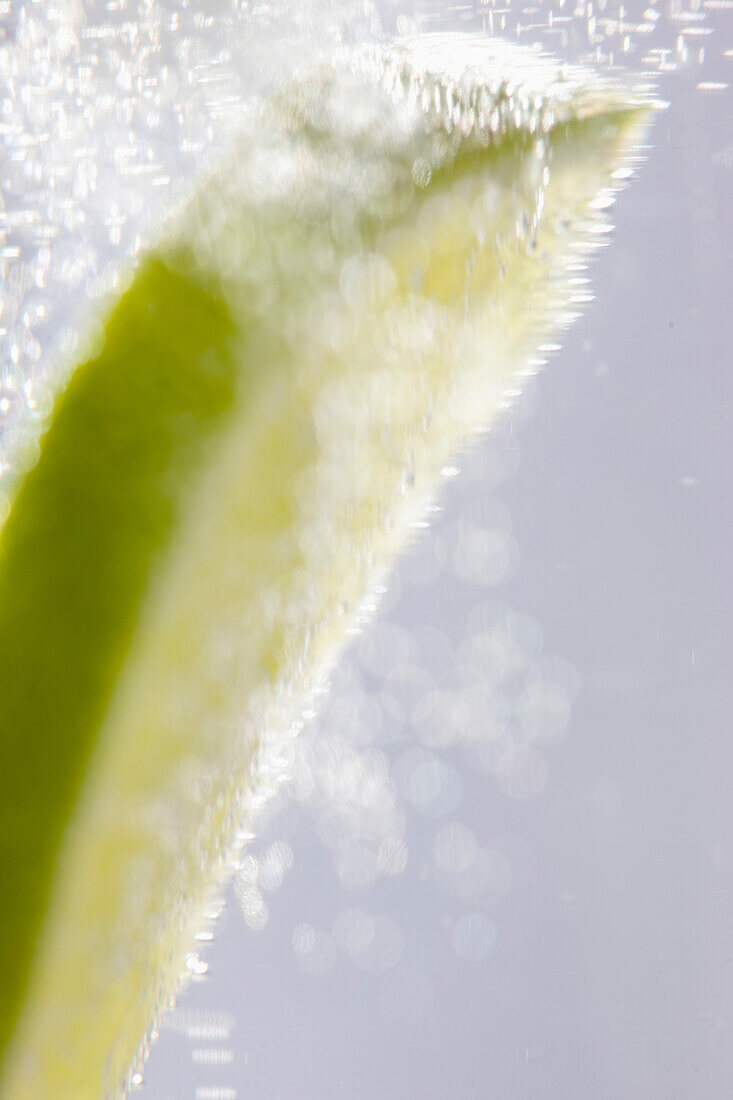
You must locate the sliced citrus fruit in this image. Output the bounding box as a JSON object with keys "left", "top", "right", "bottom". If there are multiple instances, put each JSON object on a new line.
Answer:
{"left": 0, "top": 34, "right": 649, "bottom": 1099}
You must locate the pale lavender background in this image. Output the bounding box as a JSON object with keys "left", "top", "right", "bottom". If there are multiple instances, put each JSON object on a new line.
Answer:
{"left": 141, "top": 11, "right": 733, "bottom": 1100}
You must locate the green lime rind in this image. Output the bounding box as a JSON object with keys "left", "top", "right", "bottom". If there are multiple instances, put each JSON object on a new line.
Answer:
{"left": 0, "top": 36, "right": 650, "bottom": 1098}
{"left": 0, "top": 259, "right": 239, "bottom": 1058}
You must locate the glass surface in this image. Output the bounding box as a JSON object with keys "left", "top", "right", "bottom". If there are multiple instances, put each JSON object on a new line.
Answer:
{"left": 2, "top": 1, "right": 731, "bottom": 1097}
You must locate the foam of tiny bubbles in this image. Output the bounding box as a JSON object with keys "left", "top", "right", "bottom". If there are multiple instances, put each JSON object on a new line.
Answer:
{"left": 0, "top": 0, "right": 673, "bottom": 499}
{"left": 0, "top": 0, "right": 391, "bottom": 488}
{"left": 224, "top": 408, "right": 582, "bottom": 1032}
{"left": 0, "top": 5, "right": 678, "bottom": 1091}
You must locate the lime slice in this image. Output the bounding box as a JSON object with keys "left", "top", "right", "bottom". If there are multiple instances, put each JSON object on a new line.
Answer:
{"left": 0, "top": 35, "right": 648, "bottom": 1098}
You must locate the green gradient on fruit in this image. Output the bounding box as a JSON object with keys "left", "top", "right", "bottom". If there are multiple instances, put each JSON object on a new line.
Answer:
{"left": 0, "top": 258, "right": 239, "bottom": 1049}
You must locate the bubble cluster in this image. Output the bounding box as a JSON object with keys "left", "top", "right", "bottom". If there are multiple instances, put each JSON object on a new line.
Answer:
{"left": 233, "top": 409, "right": 581, "bottom": 994}
{"left": 421, "top": 0, "right": 731, "bottom": 85}
{"left": 3, "top": 20, "right": 648, "bottom": 1094}
{"left": 2, "top": 0, "right": 728, "bottom": 490}
{"left": 0, "top": 0, "right": 379, "bottom": 484}
{"left": 5, "top": 2, "right": 728, "bottom": 1095}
